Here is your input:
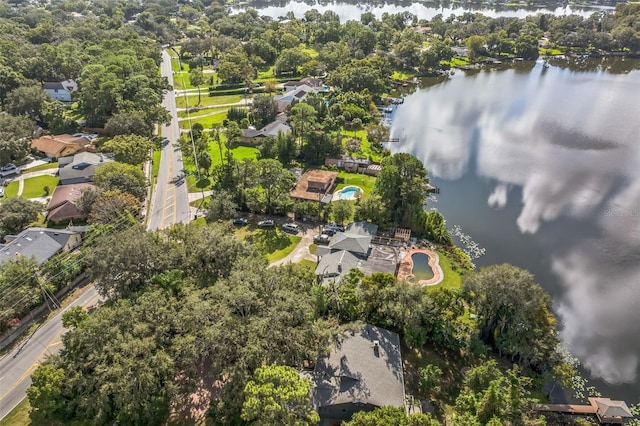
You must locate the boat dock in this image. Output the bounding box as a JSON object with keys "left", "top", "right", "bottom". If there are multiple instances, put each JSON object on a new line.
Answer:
{"left": 532, "top": 397, "right": 633, "bottom": 424}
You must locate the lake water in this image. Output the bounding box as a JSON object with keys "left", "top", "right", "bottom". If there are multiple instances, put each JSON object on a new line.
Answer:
{"left": 388, "top": 58, "right": 640, "bottom": 400}
{"left": 232, "top": 0, "right": 613, "bottom": 21}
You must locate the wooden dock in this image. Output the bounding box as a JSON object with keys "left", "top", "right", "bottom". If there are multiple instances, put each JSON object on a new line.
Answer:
{"left": 531, "top": 403, "right": 596, "bottom": 415}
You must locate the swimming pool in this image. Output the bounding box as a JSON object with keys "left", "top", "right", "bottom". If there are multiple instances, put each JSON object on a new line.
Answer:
{"left": 336, "top": 186, "right": 361, "bottom": 200}
{"left": 411, "top": 252, "right": 434, "bottom": 281}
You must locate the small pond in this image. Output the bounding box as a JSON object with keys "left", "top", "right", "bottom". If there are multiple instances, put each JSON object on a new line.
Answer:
{"left": 411, "top": 253, "right": 434, "bottom": 281}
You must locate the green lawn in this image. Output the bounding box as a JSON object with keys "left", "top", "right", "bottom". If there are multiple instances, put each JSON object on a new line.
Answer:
{"left": 391, "top": 69, "right": 416, "bottom": 80}
{"left": 335, "top": 171, "right": 377, "bottom": 195}
{"left": 298, "top": 259, "right": 317, "bottom": 271}
{"left": 23, "top": 162, "right": 58, "bottom": 173}
{"left": 428, "top": 249, "right": 463, "bottom": 291}
{"left": 20, "top": 176, "right": 60, "bottom": 199}
{"left": 2, "top": 181, "right": 19, "bottom": 198}
{"left": 257, "top": 66, "right": 276, "bottom": 80}
{"left": 172, "top": 71, "right": 192, "bottom": 90}
{"left": 0, "top": 397, "right": 30, "bottom": 426}
{"left": 242, "top": 227, "right": 302, "bottom": 262}
{"left": 152, "top": 150, "right": 161, "bottom": 178}
{"left": 178, "top": 106, "right": 233, "bottom": 119}
{"left": 339, "top": 129, "right": 382, "bottom": 163}
{"left": 179, "top": 112, "right": 227, "bottom": 130}
{"left": 176, "top": 94, "right": 245, "bottom": 109}
{"left": 184, "top": 145, "right": 259, "bottom": 192}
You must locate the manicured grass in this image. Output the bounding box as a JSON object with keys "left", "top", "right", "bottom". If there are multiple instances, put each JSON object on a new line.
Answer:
{"left": 190, "top": 195, "right": 211, "bottom": 208}
{"left": 21, "top": 176, "right": 59, "bottom": 199}
{"left": 243, "top": 227, "right": 302, "bottom": 262}
{"left": 257, "top": 66, "right": 276, "bottom": 79}
{"left": 176, "top": 94, "right": 244, "bottom": 109}
{"left": 0, "top": 397, "right": 30, "bottom": 426}
{"left": 298, "top": 259, "right": 317, "bottom": 271}
{"left": 3, "top": 181, "right": 19, "bottom": 198}
{"left": 179, "top": 112, "right": 227, "bottom": 129}
{"left": 428, "top": 249, "right": 463, "bottom": 291}
{"left": 184, "top": 145, "right": 260, "bottom": 192}
{"left": 309, "top": 244, "right": 318, "bottom": 255}
{"left": 178, "top": 106, "right": 232, "bottom": 119}
{"left": 540, "top": 47, "right": 563, "bottom": 56}
{"left": 334, "top": 171, "right": 377, "bottom": 195}
{"left": 152, "top": 149, "right": 161, "bottom": 178}
{"left": 444, "top": 57, "right": 470, "bottom": 67}
{"left": 173, "top": 71, "right": 192, "bottom": 90}
{"left": 339, "top": 129, "right": 382, "bottom": 163}
{"left": 23, "top": 162, "right": 58, "bottom": 172}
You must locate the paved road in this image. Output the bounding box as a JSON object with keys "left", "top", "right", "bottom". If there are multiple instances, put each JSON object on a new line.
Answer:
{"left": 0, "top": 285, "right": 102, "bottom": 421}
{"left": 147, "top": 50, "right": 191, "bottom": 231}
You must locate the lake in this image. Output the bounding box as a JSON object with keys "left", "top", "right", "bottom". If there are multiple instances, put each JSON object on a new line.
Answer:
{"left": 388, "top": 57, "right": 640, "bottom": 400}
{"left": 232, "top": 0, "right": 614, "bottom": 21}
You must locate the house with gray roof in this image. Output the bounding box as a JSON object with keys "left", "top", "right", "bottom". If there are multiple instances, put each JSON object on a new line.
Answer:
{"left": 43, "top": 80, "right": 76, "bottom": 102}
{"left": 315, "top": 250, "right": 360, "bottom": 286}
{"left": 327, "top": 233, "right": 372, "bottom": 257}
{"left": 58, "top": 151, "right": 113, "bottom": 185}
{"left": 0, "top": 228, "right": 83, "bottom": 266}
{"left": 241, "top": 120, "right": 291, "bottom": 143}
{"left": 345, "top": 221, "right": 378, "bottom": 237}
{"left": 311, "top": 324, "right": 406, "bottom": 424}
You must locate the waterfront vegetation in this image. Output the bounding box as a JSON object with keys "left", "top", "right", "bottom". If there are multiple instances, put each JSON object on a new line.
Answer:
{"left": 2, "top": 0, "right": 639, "bottom": 424}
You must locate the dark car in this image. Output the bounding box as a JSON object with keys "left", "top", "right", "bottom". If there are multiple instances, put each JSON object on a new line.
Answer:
{"left": 0, "top": 163, "right": 18, "bottom": 177}
{"left": 257, "top": 219, "right": 275, "bottom": 228}
{"left": 232, "top": 217, "right": 248, "bottom": 226}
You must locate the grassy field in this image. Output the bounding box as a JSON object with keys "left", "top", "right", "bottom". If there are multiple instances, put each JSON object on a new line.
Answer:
{"left": 339, "top": 129, "right": 382, "bottom": 163}
{"left": 23, "top": 162, "right": 58, "bottom": 173}
{"left": 391, "top": 69, "right": 416, "bottom": 80}
{"left": 176, "top": 94, "right": 244, "bottom": 109}
{"left": 428, "top": 249, "right": 463, "bottom": 291}
{"left": 334, "top": 171, "right": 377, "bottom": 195}
{"left": 179, "top": 111, "right": 227, "bottom": 129}
{"left": 185, "top": 145, "right": 259, "bottom": 192}
{"left": 21, "top": 176, "right": 60, "bottom": 199}
{"left": 0, "top": 398, "right": 31, "bottom": 426}
{"left": 178, "top": 106, "right": 233, "bottom": 119}
{"left": 236, "top": 226, "right": 302, "bottom": 262}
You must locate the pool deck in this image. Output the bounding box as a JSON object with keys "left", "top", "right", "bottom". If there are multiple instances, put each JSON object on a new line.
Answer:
{"left": 332, "top": 185, "right": 363, "bottom": 201}
{"left": 397, "top": 248, "right": 444, "bottom": 286}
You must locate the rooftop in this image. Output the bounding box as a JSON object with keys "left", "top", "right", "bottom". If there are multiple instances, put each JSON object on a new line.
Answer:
{"left": 328, "top": 233, "right": 372, "bottom": 256}
{"left": 312, "top": 324, "right": 405, "bottom": 409}
{"left": 0, "top": 228, "right": 81, "bottom": 265}
{"left": 290, "top": 170, "right": 338, "bottom": 202}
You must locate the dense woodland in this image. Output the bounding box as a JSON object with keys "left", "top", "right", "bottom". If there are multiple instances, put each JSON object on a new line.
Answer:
{"left": 0, "top": 0, "right": 639, "bottom": 424}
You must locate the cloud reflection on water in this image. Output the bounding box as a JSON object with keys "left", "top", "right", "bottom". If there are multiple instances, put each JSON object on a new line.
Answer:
{"left": 390, "top": 63, "right": 640, "bottom": 384}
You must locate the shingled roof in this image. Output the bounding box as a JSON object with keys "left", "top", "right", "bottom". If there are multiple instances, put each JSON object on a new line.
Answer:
{"left": 312, "top": 324, "right": 405, "bottom": 410}
{"left": 328, "top": 233, "right": 372, "bottom": 256}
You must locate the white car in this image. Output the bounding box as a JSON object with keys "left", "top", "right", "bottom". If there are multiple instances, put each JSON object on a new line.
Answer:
{"left": 0, "top": 164, "right": 19, "bottom": 178}
{"left": 282, "top": 223, "right": 299, "bottom": 234}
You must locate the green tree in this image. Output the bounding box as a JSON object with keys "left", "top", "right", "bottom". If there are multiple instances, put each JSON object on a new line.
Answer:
{"left": 465, "top": 35, "right": 487, "bottom": 60}
{"left": 355, "top": 194, "right": 389, "bottom": 225}
{"left": 189, "top": 67, "right": 206, "bottom": 105}
{"left": 463, "top": 264, "right": 559, "bottom": 370}
{"left": 346, "top": 406, "right": 440, "bottom": 425}
{"left": 0, "top": 197, "right": 41, "bottom": 239}
{"left": 419, "top": 364, "right": 443, "bottom": 394}
{"left": 290, "top": 102, "right": 317, "bottom": 145}
{"left": 241, "top": 365, "right": 319, "bottom": 425}
{"left": 275, "top": 47, "right": 311, "bottom": 76}
{"left": 62, "top": 306, "right": 88, "bottom": 329}
{"left": 365, "top": 124, "right": 390, "bottom": 150}
{"left": 104, "top": 111, "right": 153, "bottom": 137}
{"left": 5, "top": 85, "right": 51, "bottom": 120}
{"left": 27, "top": 363, "right": 67, "bottom": 422}
{"left": 101, "top": 135, "right": 154, "bottom": 165}
{"left": 206, "top": 190, "right": 238, "bottom": 222}
{"left": 94, "top": 162, "right": 148, "bottom": 200}
{"left": 332, "top": 200, "right": 354, "bottom": 225}
{"left": 0, "top": 114, "right": 33, "bottom": 165}
{"left": 250, "top": 94, "right": 278, "bottom": 129}
{"left": 88, "top": 189, "right": 140, "bottom": 224}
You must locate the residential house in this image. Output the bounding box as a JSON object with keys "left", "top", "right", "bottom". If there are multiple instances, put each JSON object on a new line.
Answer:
{"left": 325, "top": 157, "right": 382, "bottom": 176}
{"left": 43, "top": 79, "right": 77, "bottom": 102}
{"left": 241, "top": 120, "right": 292, "bottom": 144}
{"left": 0, "top": 227, "right": 83, "bottom": 266}
{"left": 310, "top": 324, "right": 406, "bottom": 424}
{"left": 46, "top": 183, "right": 94, "bottom": 224}
{"left": 58, "top": 152, "right": 112, "bottom": 185}
{"left": 290, "top": 169, "right": 338, "bottom": 204}
{"left": 30, "top": 134, "right": 96, "bottom": 160}
{"left": 282, "top": 77, "right": 324, "bottom": 93}
{"left": 315, "top": 221, "right": 398, "bottom": 284}
{"left": 274, "top": 84, "right": 319, "bottom": 112}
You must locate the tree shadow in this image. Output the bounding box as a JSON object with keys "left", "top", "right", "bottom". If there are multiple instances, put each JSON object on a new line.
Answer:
{"left": 195, "top": 177, "right": 211, "bottom": 189}
{"left": 246, "top": 229, "right": 292, "bottom": 255}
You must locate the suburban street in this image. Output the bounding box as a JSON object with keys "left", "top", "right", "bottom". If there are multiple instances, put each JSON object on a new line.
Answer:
{"left": 146, "top": 50, "right": 191, "bottom": 231}
{"left": 0, "top": 285, "right": 102, "bottom": 420}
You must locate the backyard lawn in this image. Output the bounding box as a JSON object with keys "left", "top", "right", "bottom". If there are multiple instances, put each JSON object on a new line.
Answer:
{"left": 178, "top": 106, "right": 232, "bottom": 119}
{"left": 23, "top": 162, "right": 58, "bottom": 173}
{"left": 335, "top": 171, "right": 377, "bottom": 195}
{"left": 178, "top": 111, "right": 227, "bottom": 129}
{"left": 185, "top": 145, "right": 259, "bottom": 192}
{"left": 233, "top": 226, "right": 301, "bottom": 262}
{"left": 428, "top": 249, "right": 463, "bottom": 291}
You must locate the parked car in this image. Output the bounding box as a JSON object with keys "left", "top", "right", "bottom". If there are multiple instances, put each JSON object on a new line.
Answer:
{"left": 322, "top": 224, "right": 344, "bottom": 235}
{"left": 232, "top": 217, "right": 248, "bottom": 226}
{"left": 257, "top": 220, "right": 275, "bottom": 228}
{"left": 0, "top": 163, "right": 19, "bottom": 177}
{"left": 313, "top": 234, "right": 330, "bottom": 244}
{"left": 0, "top": 186, "right": 4, "bottom": 198}
{"left": 282, "top": 223, "right": 299, "bottom": 234}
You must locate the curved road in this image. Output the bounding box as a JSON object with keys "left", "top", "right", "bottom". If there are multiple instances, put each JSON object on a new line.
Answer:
{"left": 0, "top": 286, "right": 102, "bottom": 420}
{"left": 147, "top": 50, "right": 191, "bottom": 231}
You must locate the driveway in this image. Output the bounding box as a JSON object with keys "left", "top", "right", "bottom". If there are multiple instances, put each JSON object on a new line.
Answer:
{"left": 270, "top": 221, "right": 321, "bottom": 267}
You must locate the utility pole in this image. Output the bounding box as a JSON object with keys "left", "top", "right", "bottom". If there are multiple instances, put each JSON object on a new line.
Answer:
{"left": 181, "top": 73, "right": 201, "bottom": 181}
